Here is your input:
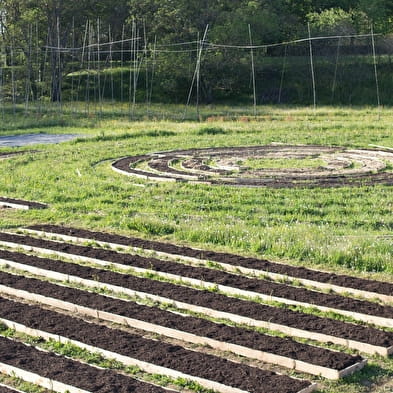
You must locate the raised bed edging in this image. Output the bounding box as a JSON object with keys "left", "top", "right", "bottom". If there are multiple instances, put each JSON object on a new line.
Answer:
{"left": 0, "top": 337, "right": 177, "bottom": 393}
{"left": 24, "top": 225, "right": 393, "bottom": 303}
{"left": 0, "top": 363, "right": 91, "bottom": 393}
{"left": 0, "top": 328, "right": 317, "bottom": 393}
{"left": 1, "top": 234, "right": 392, "bottom": 329}
{"left": 0, "top": 384, "right": 26, "bottom": 393}
{"left": 0, "top": 320, "right": 253, "bottom": 393}
{"left": 0, "top": 295, "right": 365, "bottom": 380}
{"left": 0, "top": 198, "right": 47, "bottom": 210}
{"left": 111, "top": 145, "right": 393, "bottom": 188}
{"left": 0, "top": 270, "right": 391, "bottom": 357}
{"left": 0, "top": 300, "right": 321, "bottom": 391}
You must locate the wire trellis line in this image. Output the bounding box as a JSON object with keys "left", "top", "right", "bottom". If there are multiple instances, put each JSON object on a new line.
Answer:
{"left": 0, "top": 22, "right": 387, "bottom": 120}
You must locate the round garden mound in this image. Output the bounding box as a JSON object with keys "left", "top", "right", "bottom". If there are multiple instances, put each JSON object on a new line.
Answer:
{"left": 112, "top": 145, "right": 393, "bottom": 188}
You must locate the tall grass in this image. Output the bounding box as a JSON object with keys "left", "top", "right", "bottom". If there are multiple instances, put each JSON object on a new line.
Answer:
{"left": 0, "top": 104, "right": 392, "bottom": 280}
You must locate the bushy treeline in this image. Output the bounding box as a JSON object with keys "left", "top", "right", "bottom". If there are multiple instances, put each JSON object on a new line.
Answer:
{"left": 1, "top": 0, "right": 393, "bottom": 105}
{"left": 2, "top": 0, "right": 391, "bottom": 48}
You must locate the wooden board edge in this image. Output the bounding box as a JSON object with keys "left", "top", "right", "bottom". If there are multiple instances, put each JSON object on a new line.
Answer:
{"left": 1, "top": 241, "right": 392, "bottom": 330}
{"left": 0, "top": 362, "right": 91, "bottom": 393}
{"left": 14, "top": 229, "right": 393, "bottom": 307}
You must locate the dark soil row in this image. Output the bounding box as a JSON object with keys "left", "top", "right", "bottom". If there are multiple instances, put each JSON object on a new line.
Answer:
{"left": 149, "top": 156, "right": 200, "bottom": 177}
{"left": 0, "top": 151, "right": 29, "bottom": 159}
{"left": 148, "top": 157, "right": 229, "bottom": 177}
{"left": 0, "top": 336, "right": 173, "bottom": 393}
{"left": 113, "top": 156, "right": 180, "bottom": 181}
{"left": 0, "top": 292, "right": 361, "bottom": 371}
{"left": 1, "top": 233, "right": 392, "bottom": 319}
{"left": 0, "top": 386, "right": 19, "bottom": 393}
{"left": 0, "top": 269, "right": 392, "bottom": 349}
{"left": 182, "top": 157, "right": 229, "bottom": 174}
{"left": 27, "top": 224, "right": 393, "bottom": 297}
{"left": 221, "top": 172, "right": 393, "bottom": 189}
{"left": 0, "top": 197, "right": 46, "bottom": 209}
{"left": 0, "top": 296, "right": 316, "bottom": 392}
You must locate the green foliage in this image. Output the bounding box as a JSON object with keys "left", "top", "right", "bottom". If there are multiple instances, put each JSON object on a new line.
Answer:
{"left": 126, "top": 217, "right": 176, "bottom": 236}
{"left": 196, "top": 127, "right": 227, "bottom": 135}
{"left": 307, "top": 8, "right": 367, "bottom": 34}
{"left": 1, "top": 104, "right": 393, "bottom": 280}
{"left": 1, "top": 0, "right": 393, "bottom": 104}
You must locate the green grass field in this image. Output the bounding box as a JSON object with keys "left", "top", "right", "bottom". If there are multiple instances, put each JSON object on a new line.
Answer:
{"left": 0, "top": 103, "right": 393, "bottom": 393}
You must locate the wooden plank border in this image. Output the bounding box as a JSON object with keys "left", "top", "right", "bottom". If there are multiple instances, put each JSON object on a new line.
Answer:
{"left": 0, "top": 317, "right": 321, "bottom": 392}
{"left": 0, "top": 301, "right": 366, "bottom": 380}
{"left": 22, "top": 228, "right": 393, "bottom": 305}
{"left": 0, "top": 203, "right": 30, "bottom": 211}
{"left": 0, "top": 362, "right": 91, "bottom": 393}
{"left": 112, "top": 162, "right": 176, "bottom": 182}
{"left": 0, "top": 270, "right": 390, "bottom": 358}
{"left": 0, "top": 240, "right": 392, "bottom": 330}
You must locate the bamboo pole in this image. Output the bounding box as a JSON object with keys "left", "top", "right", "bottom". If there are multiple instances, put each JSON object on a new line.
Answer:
{"left": 184, "top": 25, "right": 209, "bottom": 121}
{"left": 371, "top": 25, "right": 381, "bottom": 114}
{"left": 24, "top": 24, "right": 32, "bottom": 115}
{"left": 39, "top": 28, "right": 50, "bottom": 115}
{"left": 248, "top": 24, "right": 257, "bottom": 116}
{"left": 307, "top": 23, "right": 316, "bottom": 110}
{"left": 148, "top": 35, "right": 157, "bottom": 110}
{"left": 86, "top": 21, "right": 92, "bottom": 115}
{"left": 331, "top": 37, "right": 341, "bottom": 103}
{"left": 76, "top": 20, "right": 89, "bottom": 109}
{"left": 132, "top": 24, "right": 139, "bottom": 117}
{"left": 278, "top": 45, "right": 287, "bottom": 104}
{"left": 10, "top": 35, "right": 16, "bottom": 115}
{"left": 97, "top": 18, "right": 102, "bottom": 117}
{"left": 120, "top": 24, "right": 125, "bottom": 103}
{"left": 71, "top": 17, "right": 75, "bottom": 112}
{"left": 56, "top": 17, "right": 62, "bottom": 112}
{"left": 109, "top": 25, "right": 114, "bottom": 104}
{"left": 129, "top": 21, "right": 135, "bottom": 118}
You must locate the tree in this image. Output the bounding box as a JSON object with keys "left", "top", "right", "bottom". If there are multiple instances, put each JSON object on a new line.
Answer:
{"left": 0, "top": 0, "right": 130, "bottom": 101}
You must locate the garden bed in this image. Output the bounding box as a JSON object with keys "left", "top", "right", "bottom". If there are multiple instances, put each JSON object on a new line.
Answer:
{"left": 0, "top": 295, "right": 365, "bottom": 379}
{"left": 112, "top": 145, "right": 393, "bottom": 188}
{"left": 0, "top": 336, "right": 176, "bottom": 393}
{"left": 0, "top": 270, "right": 391, "bottom": 356}
{"left": 0, "top": 198, "right": 47, "bottom": 210}
{"left": 0, "top": 233, "right": 392, "bottom": 328}
{"left": 25, "top": 225, "right": 393, "bottom": 303}
{"left": 0, "top": 297, "right": 333, "bottom": 388}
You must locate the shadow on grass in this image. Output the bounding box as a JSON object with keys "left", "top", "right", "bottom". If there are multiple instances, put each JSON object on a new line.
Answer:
{"left": 315, "top": 363, "right": 393, "bottom": 393}
{"left": 73, "top": 130, "right": 176, "bottom": 144}
{"left": 196, "top": 127, "right": 229, "bottom": 136}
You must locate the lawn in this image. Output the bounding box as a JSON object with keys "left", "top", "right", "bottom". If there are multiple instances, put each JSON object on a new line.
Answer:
{"left": 0, "top": 103, "right": 392, "bottom": 392}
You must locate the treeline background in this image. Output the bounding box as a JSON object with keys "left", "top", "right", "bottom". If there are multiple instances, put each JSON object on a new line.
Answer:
{"left": 1, "top": 0, "right": 393, "bottom": 107}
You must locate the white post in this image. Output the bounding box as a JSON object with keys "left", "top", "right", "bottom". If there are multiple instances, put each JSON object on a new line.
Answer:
{"left": 184, "top": 25, "right": 209, "bottom": 120}
{"left": 371, "top": 25, "right": 381, "bottom": 112}
{"left": 331, "top": 37, "right": 341, "bottom": 103}
{"left": 278, "top": 45, "right": 287, "bottom": 104}
{"left": 308, "top": 23, "right": 316, "bottom": 110}
{"left": 248, "top": 24, "right": 257, "bottom": 116}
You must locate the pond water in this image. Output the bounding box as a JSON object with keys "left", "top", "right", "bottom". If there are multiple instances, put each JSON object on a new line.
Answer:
{"left": 0, "top": 133, "right": 79, "bottom": 147}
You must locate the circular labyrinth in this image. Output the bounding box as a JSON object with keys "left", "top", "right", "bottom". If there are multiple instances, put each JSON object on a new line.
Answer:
{"left": 112, "top": 145, "right": 393, "bottom": 188}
